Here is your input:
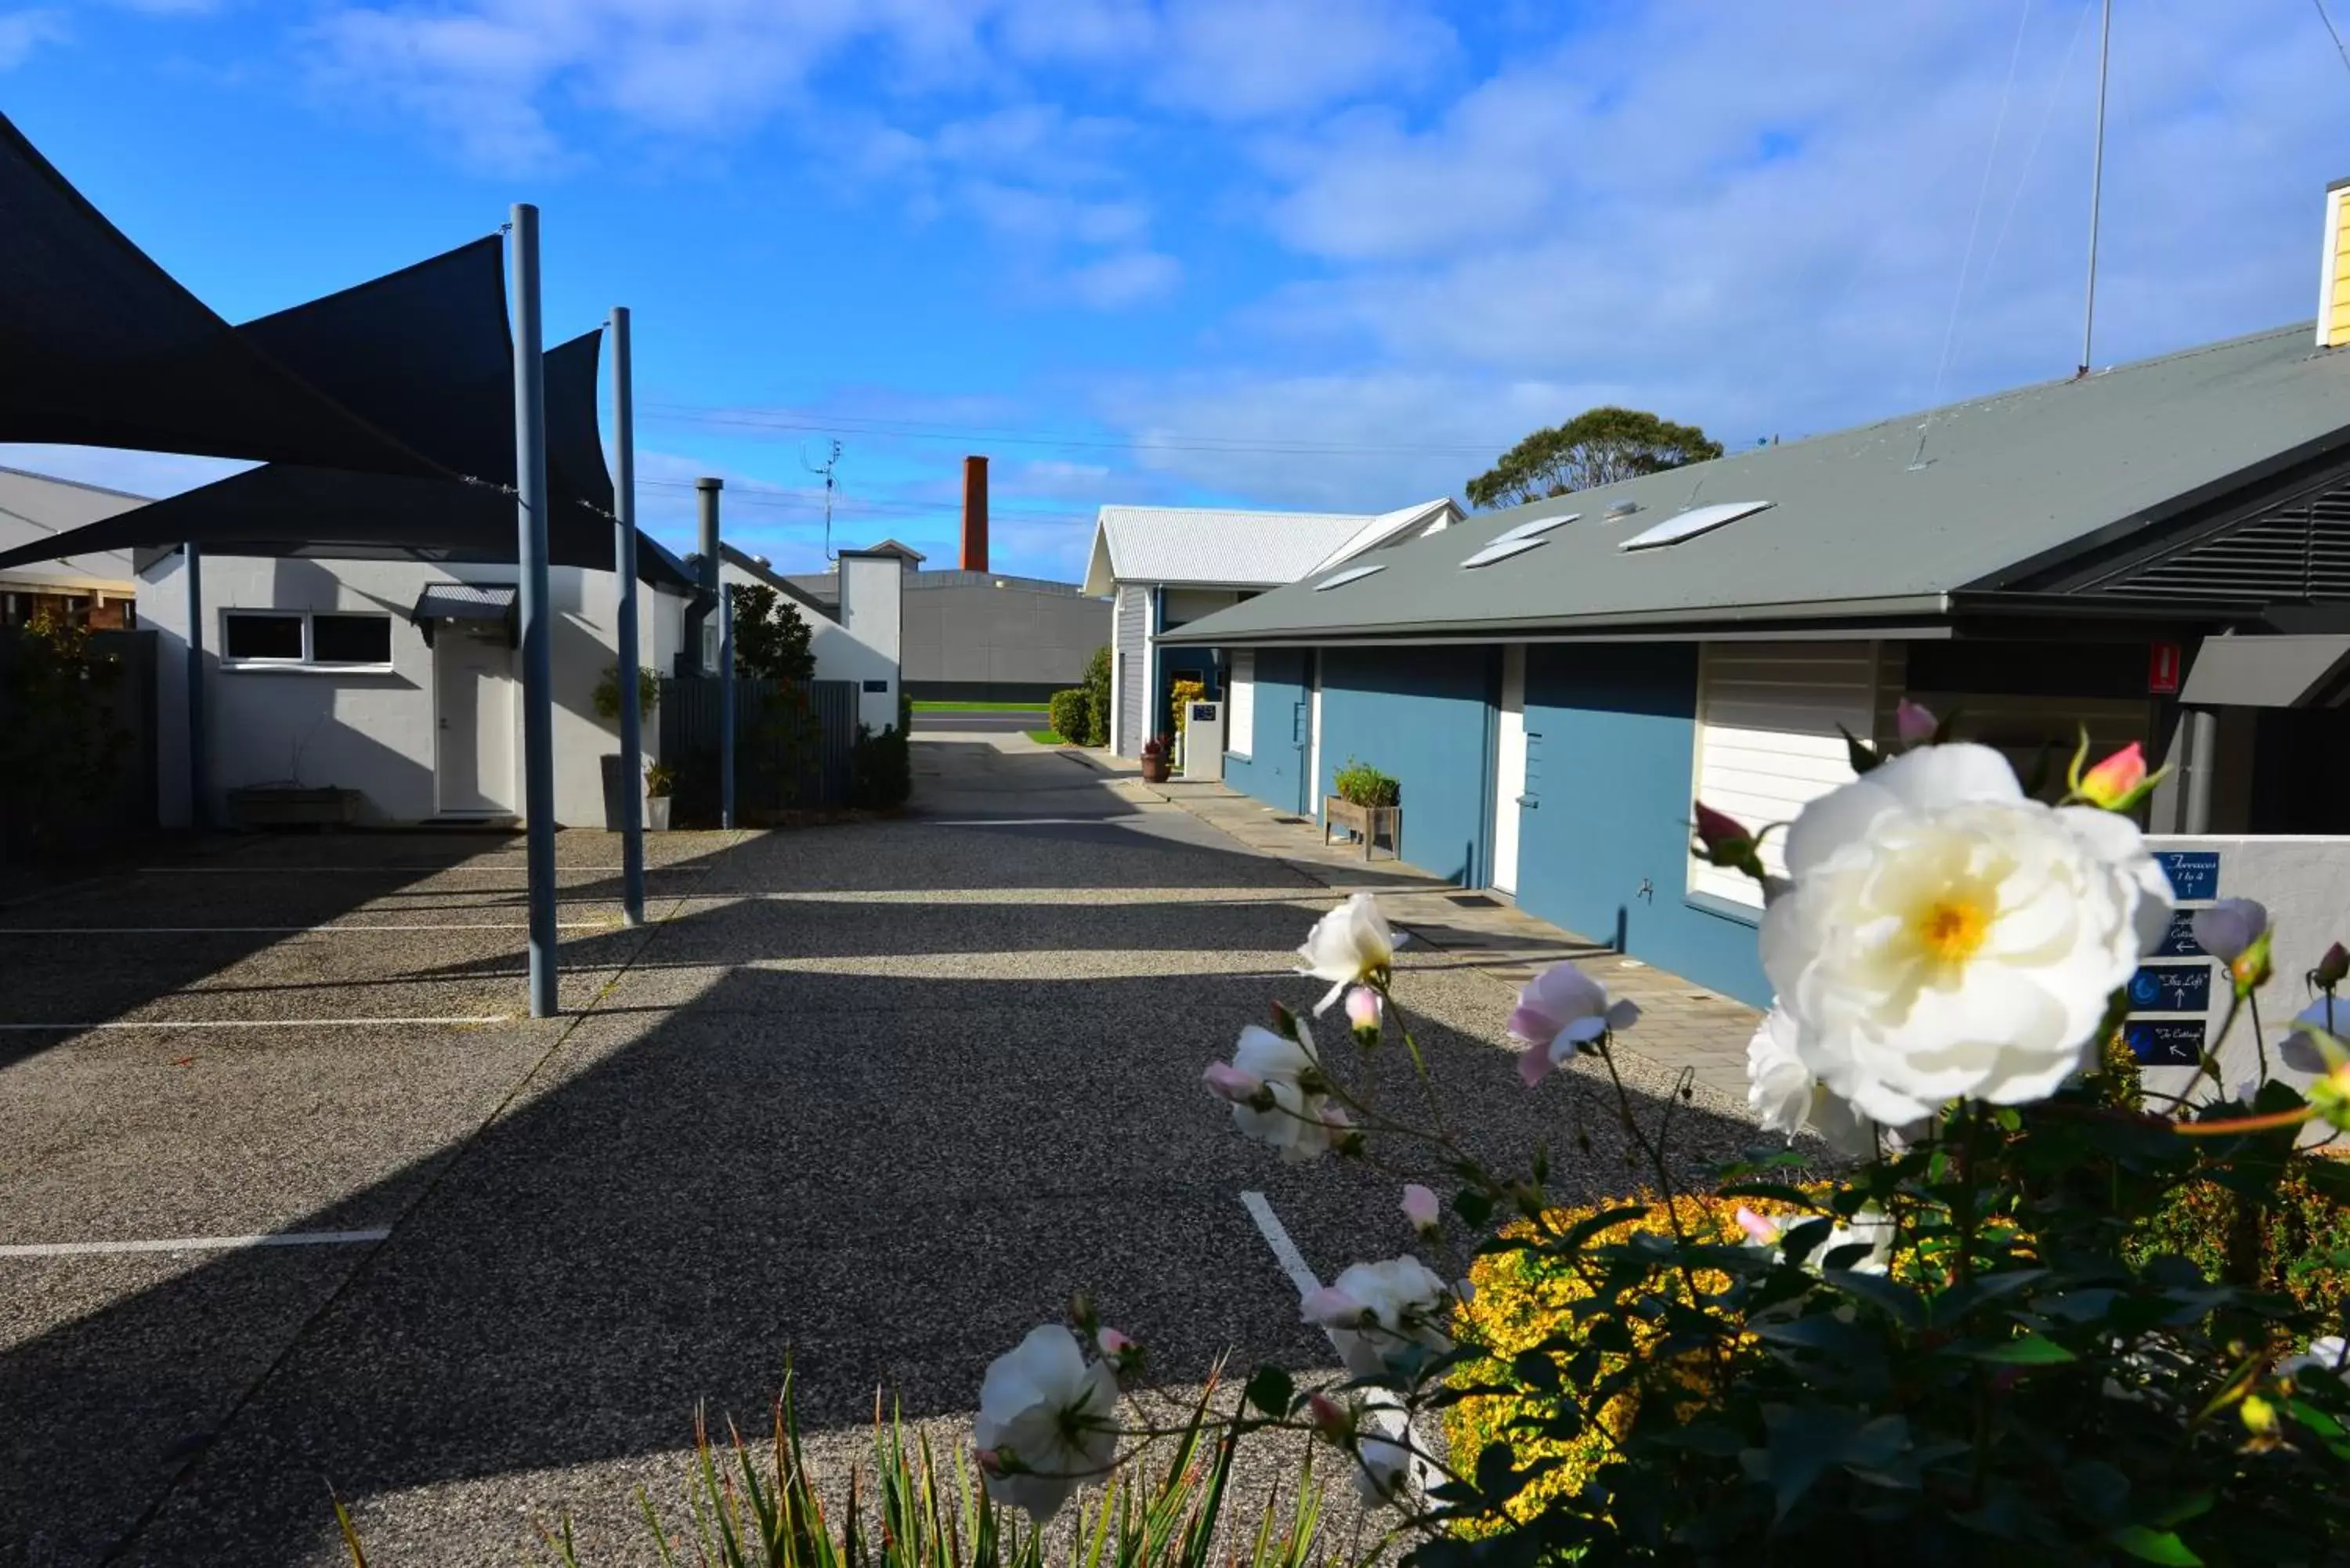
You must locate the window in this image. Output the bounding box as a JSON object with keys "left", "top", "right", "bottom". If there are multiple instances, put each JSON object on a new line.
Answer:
{"left": 1227, "top": 650, "right": 1255, "bottom": 758}
{"left": 222, "top": 610, "right": 395, "bottom": 670}
{"left": 1619, "top": 500, "right": 1773, "bottom": 551}
{"left": 222, "top": 612, "right": 305, "bottom": 663}
{"left": 311, "top": 613, "right": 393, "bottom": 665}
{"left": 1688, "top": 641, "right": 1881, "bottom": 911}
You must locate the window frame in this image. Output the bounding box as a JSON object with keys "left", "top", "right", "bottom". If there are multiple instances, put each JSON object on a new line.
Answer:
{"left": 219, "top": 609, "right": 397, "bottom": 673}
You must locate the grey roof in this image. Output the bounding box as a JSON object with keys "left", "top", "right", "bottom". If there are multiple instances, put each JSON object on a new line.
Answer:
{"left": 1083, "top": 500, "right": 1457, "bottom": 594}
{"left": 1163, "top": 324, "right": 2350, "bottom": 647}
{"left": 411, "top": 583, "right": 516, "bottom": 621}
{"left": 721, "top": 544, "right": 838, "bottom": 620}
{"left": 0, "top": 464, "right": 145, "bottom": 591}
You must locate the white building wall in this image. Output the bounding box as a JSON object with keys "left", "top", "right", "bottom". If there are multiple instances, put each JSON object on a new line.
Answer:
{"left": 837, "top": 553, "right": 906, "bottom": 732}
{"left": 141, "top": 551, "right": 684, "bottom": 829}
{"left": 717, "top": 558, "right": 898, "bottom": 706}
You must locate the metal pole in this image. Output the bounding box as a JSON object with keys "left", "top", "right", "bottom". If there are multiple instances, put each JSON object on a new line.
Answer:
{"left": 2182, "top": 706, "right": 2218, "bottom": 834}
{"left": 511, "top": 202, "right": 559, "bottom": 1019}
{"left": 184, "top": 542, "right": 206, "bottom": 831}
{"left": 719, "top": 541, "right": 736, "bottom": 832}
{"left": 611, "top": 306, "right": 645, "bottom": 926}
{"left": 2078, "top": 0, "right": 2112, "bottom": 377}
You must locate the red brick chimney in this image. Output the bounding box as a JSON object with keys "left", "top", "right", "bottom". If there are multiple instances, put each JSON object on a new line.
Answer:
{"left": 961, "top": 454, "right": 989, "bottom": 573}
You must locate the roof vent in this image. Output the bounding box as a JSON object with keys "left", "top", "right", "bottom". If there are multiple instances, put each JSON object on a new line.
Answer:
{"left": 1314, "top": 563, "right": 1386, "bottom": 591}
{"left": 1606, "top": 500, "right": 1641, "bottom": 518}
{"left": 1618, "top": 500, "right": 1773, "bottom": 552}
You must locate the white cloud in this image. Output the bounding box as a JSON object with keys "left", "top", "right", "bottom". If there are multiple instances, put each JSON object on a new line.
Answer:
{"left": 1147, "top": 0, "right": 1454, "bottom": 121}
{"left": 1066, "top": 249, "right": 1180, "bottom": 308}
{"left": 0, "top": 7, "right": 67, "bottom": 70}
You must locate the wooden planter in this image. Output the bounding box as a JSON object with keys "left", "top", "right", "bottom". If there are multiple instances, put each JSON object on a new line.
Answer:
{"left": 1323, "top": 795, "right": 1401, "bottom": 862}
{"left": 226, "top": 786, "right": 362, "bottom": 830}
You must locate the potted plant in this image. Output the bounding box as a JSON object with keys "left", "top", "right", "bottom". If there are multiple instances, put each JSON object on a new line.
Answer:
{"left": 1140, "top": 734, "right": 1172, "bottom": 783}
{"left": 643, "top": 761, "right": 675, "bottom": 831}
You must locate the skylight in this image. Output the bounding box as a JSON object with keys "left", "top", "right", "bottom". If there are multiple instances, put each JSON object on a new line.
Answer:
{"left": 1460, "top": 537, "right": 1549, "bottom": 569}
{"left": 1494, "top": 511, "right": 1578, "bottom": 544}
{"left": 1314, "top": 563, "right": 1386, "bottom": 591}
{"left": 1617, "top": 500, "right": 1773, "bottom": 551}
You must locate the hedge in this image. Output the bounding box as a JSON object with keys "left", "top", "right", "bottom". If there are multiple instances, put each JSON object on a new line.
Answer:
{"left": 1048, "top": 688, "right": 1090, "bottom": 746}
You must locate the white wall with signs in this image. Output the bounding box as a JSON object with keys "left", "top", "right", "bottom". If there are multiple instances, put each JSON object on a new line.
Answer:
{"left": 2135, "top": 836, "right": 2350, "bottom": 1118}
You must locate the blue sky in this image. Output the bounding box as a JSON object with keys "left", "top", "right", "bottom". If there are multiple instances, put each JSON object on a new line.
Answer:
{"left": 7, "top": 0, "right": 2350, "bottom": 579}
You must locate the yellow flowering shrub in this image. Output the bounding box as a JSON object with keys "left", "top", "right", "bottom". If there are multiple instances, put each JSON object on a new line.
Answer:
{"left": 1445, "top": 1194, "right": 1798, "bottom": 1530}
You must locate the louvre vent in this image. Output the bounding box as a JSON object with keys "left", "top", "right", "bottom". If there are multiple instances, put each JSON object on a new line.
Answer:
{"left": 2087, "top": 479, "right": 2350, "bottom": 604}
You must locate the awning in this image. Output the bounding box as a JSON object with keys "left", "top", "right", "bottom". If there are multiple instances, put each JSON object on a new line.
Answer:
{"left": 0, "top": 110, "right": 439, "bottom": 477}
{"left": 2180, "top": 634, "right": 2350, "bottom": 708}
{"left": 410, "top": 583, "right": 517, "bottom": 647}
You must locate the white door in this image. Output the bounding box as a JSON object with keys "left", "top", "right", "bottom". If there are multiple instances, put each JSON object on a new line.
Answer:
{"left": 435, "top": 630, "right": 515, "bottom": 814}
{"left": 1307, "top": 651, "right": 1324, "bottom": 818}
{"left": 1494, "top": 644, "right": 1527, "bottom": 894}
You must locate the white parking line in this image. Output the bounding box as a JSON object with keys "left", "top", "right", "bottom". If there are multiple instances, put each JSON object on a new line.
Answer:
{"left": 138, "top": 865, "right": 643, "bottom": 874}
{"left": 920, "top": 818, "right": 1136, "bottom": 827}
{"left": 0, "top": 923, "right": 613, "bottom": 935}
{"left": 0, "top": 1228, "right": 391, "bottom": 1259}
{"left": 1241, "top": 1190, "right": 1323, "bottom": 1295}
{"left": 0, "top": 1017, "right": 510, "bottom": 1031}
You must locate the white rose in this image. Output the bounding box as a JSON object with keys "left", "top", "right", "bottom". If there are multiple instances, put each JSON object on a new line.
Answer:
{"left": 1221, "top": 1022, "right": 1335, "bottom": 1162}
{"left": 973, "top": 1324, "right": 1122, "bottom": 1521}
{"left": 1296, "top": 893, "right": 1397, "bottom": 1014}
{"left": 1744, "top": 1006, "right": 1904, "bottom": 1158}
{"left": 1760, "top": 743, "right": 2171, "bottom": 1125}
{"left": 1303, "top": 1256, "right": 1453, "bottom": 1379}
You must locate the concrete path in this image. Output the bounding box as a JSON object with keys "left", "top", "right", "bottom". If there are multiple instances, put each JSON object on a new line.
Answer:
{"left": 0, "top": 730, "right": 1766, "bottom": 1566}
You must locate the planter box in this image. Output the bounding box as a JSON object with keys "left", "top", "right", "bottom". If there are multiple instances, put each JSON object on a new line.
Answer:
{"left": 1323, "top": 795, "right": 1401, "bottom": 862}
{"left": 226, "top": 786, "right": 362, "bottom": 830}
{"left": 645, "top": 796, "right": 673, "bottom": 832}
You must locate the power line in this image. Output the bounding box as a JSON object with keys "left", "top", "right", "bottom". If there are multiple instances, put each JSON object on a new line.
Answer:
{"left": 2319, "top": 0, "right": 2350, "bottom": 78}
{"left": 641, "top": 404, "right": 1513, "bottom": 458}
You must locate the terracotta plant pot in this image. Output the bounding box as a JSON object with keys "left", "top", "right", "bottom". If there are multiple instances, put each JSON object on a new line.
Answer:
{"left": 1141, "top": 753, "right": 1170, "bottom": 783}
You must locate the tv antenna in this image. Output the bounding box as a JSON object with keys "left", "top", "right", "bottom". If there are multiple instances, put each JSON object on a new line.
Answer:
{"left": 804, "top": 439, "right": 843, "bottom": 561}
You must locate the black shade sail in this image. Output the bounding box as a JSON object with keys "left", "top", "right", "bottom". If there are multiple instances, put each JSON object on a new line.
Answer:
{"left": 0, "top": 111, "right": 437, "bottom": 476}
{"left": 0, "top": 334, "right": 675, "bottom": 583}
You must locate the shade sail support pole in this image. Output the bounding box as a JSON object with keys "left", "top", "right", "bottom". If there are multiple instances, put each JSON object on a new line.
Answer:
{"left": 511, "top": 203, "right": 559, "bottom": 1019}
{"left": 610, "top": 305, "right": 645, "bottom": 926}
{"left": 184, "top": 542, "right": 206, "bottom": 831}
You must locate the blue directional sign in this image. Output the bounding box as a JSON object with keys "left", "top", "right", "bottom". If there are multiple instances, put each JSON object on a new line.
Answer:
{"left": 2125, "top": 1020, "right": 2206, "bottom": 1067}
{"left": 2156, "top": 851, "right": 2220, "bottom": 902}
{"left": 2128, "top": 963, "right": 2212, "bottom": 1015}
{"left": 2151, "top": 909, "right": 2204, "bottom": 959}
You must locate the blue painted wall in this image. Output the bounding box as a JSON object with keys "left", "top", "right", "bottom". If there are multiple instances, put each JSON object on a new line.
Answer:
{"left": 1319, "top": 646, "right": 1495, "bottom": 887}
{"left": 1224, "top": 648, "right": 1310, "bottom": 815}
{"left": 1516, "top": 643, "right": 1770, "bottom": 1006}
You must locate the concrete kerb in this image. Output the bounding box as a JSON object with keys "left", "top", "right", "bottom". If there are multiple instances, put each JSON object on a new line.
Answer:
{"left": 1126, "top": 776, "right": 1762, "bottom": 1113}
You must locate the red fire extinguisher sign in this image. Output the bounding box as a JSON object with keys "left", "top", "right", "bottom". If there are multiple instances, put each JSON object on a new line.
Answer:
{"left": 2148, "top": 641, "right": 2182, "bottom": 695}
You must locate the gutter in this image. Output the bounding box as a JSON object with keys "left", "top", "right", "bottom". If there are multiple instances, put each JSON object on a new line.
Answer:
{"left": 1153, "top": 592, "right": 1958, "bottom": 649}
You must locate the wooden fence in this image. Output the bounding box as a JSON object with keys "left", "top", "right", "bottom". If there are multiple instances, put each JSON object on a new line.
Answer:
{"left": 658, "top": 676, "right": 857, "bottom": 823}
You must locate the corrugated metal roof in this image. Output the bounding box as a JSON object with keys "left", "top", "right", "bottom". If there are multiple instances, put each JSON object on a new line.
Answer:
{"left": 411, "top": 583, "right": 516, "bottom": 620}
{"left": 0, "top": 464, "right": 143, "bottom": 591}
{"left": 1083, "top": 505, "right": 1395, "bottom": 595}
{"left": 1164, "top": 324, "right": 2350, "bottom": 646}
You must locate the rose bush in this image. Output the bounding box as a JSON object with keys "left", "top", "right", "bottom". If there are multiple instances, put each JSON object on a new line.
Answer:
{"left": 961, "top": 710, "right": 2350, "bottom": 1566}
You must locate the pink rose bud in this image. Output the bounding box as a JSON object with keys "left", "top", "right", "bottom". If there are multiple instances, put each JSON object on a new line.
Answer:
{"left": 2318, "top": 942, "right": 2350, "bottom": 991}
{"left": 1321, "top": 1104, "right": 1364, "bottom": 1156}
{"left": 1344, "top": 985, "right": 1383, "bottom": 1034}
{"left": 1894, "top": 698, "right": 1939, "bottom": 745}
{"left": 1096, "top": 1328, "right": 1138, "bottom": 1367}
{"left": 1305, "top": 1392, "right": 1354, "bottom": 1443}
{"left": 1401, "top": 1183, "right": 1441, "bottom": 1236}
{"left": 1301, "top": 1285, "right": 1369, "bottom": 1329}
{"left": 1202, "top": 1062, "right": 1265, "bottom": 1104}
{"left": 2192, "top": 898, "right": 2269, "bottom": 965}
{"left": 1692, "top": 801, "right": 1749, "bottom": 852}
{"left": 1734, "top": 1206, "right": 1780, "bottom": 1246}
{"left": 2076, "top": 741, "right": 2149, "bottom": 808}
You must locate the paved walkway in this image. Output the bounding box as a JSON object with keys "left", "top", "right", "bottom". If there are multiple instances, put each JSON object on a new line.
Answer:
{"left": 2, "top": 732, "right": 1766, "bottom": 1566}
{"left": 1065, "top": 748, "right": 1759, "bottom": 1107}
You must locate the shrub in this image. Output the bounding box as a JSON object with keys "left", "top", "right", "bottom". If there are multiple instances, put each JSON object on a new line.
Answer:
{"left": 1170, "top": 677, "right": 1205, "bottom": 740}
{"left": 591, "top": 664, "right": 658, "bottom": 722}
{"left": 1049, "top": 688, "right": 1091, "bottom": 746}
{"left": 1330, "top": 758, "right": 1398, "bottom": 808}
{"left": 1081, "top": 646, "right": 1112, "bottom": 746}
{"left": 851, "top": 717, "right": 911, "bottom": 809}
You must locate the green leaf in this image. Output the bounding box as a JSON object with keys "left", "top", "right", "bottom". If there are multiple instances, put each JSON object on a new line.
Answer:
{"left": 1930, "top": 1269, "right": 2048, "bottom": 1326}
{"left": 1818, "top": 1269, "right": 1926, "bottom": 1328}
{"left": 1452, "top": 1188, "right": 1495, "bottom": 1229}
{"left": 1838, "top": 724, "right": 1882, "bottom": 775}
{"left": 1555, "top": 1204, "right": 1648, "bottom": 1255}
{"left": 1242, "top": 1365, "right": 1293, "bottom": 1420}
{"left": 2111, "top": 1526, "right": 2204, "bottom": 1566}
{"left": 1954, "top": 1335, "right": 2077, "bottom": 1366}
{"left": 1510, "top": 1350, "right": 1561, "bottom": 1393}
